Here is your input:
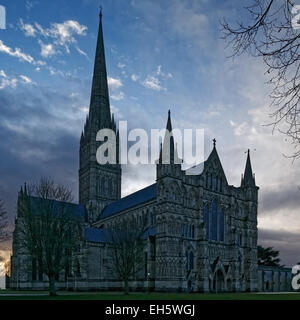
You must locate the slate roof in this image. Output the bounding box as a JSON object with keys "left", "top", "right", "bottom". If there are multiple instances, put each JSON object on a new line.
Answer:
{"left": 100, "top": 183, "right": 157, "bottom": 220}
{"left": 85, "top": 227, "right": 110, "bottom": 243}
{"left": 27, "top": 196, "right": 87, "bottom": 222}
{"left": 85, "top": 226, "right": 157, "bottom": 243}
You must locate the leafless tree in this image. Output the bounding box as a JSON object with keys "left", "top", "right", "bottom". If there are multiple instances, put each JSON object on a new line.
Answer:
{"left": 18, "top": 178, "right": 82, "bottom": 295}
{"left": 108, "top": 217, "right": 148, "bottom": 294}
{"left": 221, "top": 0, "right": 300, "bottom": 159}
{"left": 0, "top": 200, "right": 9, "bottom": 244}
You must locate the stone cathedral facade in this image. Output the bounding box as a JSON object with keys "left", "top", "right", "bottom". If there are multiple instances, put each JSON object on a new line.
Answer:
{"left": 9, "top": 12, "right": 292, "bottom": 293}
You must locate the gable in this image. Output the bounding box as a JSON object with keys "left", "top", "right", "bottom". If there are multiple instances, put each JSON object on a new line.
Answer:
{"left": 202, "top": 148, "right": 228, "bottom": 186}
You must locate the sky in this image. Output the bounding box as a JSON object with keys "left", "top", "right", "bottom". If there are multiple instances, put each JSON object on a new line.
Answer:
{"left": 0, "top": 0, "right": 299, "bottom": 269}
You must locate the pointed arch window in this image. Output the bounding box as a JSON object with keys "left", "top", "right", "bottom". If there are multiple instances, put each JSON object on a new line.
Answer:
{"left": 219, "top": 208, "right": 224, "bottom": 242}
{"left": 204, "top": 204, "right": 209, "bottom": 240}
{"left": 211, "top": 200, "right": 218, "bottom": 241}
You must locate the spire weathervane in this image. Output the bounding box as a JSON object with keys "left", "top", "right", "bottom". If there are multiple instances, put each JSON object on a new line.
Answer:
{"left": 99, "top": 5, "right": 103, "bottom": 18}
{"left": 213, "top": 138, "right": 216, "bottom": 148}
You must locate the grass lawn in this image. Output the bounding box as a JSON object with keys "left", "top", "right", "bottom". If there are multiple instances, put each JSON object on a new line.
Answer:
{"left": 0, "top": 290, "right": 299, "bottom": 300}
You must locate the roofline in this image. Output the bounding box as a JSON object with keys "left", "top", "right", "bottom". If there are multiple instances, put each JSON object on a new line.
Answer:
{"left": 93, "top": 197, "right": 156, "bottom": 226}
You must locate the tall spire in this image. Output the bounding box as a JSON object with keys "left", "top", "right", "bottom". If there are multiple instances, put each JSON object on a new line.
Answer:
{"left": 166, "top": 109, "right": 172, "bottom": 132}
{"left": 159, "top": 110, "right": 180, "bottom": 164}
{"left": 89, "top": 8, "right": 111, "bottom": 128}
{"left": 242, "top": 149, "right": 255, "bottom": 187}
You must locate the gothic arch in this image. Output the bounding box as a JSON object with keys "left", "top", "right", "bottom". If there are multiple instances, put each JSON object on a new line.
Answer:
{"left": 211, "top": 259, "right": 226, "bottom": 293}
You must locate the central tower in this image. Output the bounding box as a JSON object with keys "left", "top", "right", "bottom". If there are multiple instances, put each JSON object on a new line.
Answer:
{"left": 79, "top": 10, "right": 121, "bottom": 222}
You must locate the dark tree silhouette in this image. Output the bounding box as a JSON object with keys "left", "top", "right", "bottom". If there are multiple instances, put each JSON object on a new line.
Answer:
{"left": 257, "top": 245, "right": 284, "bottom": 267}
{"left": 18, "top": 178, "right": 82, "bottom": 295}
{"left": 221, "top": 0, "right": 300, "bottom": 159}
{"left": 108, "top": 217, "right": 148, "bottom": 295}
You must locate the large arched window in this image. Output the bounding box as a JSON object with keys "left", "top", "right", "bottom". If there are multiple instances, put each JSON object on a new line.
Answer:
{"left": 211, "top": 200, "right": 218, "bottom": 241}
{"left": 219, "top": 208, "right": 224, "bottom": 242}
{"left": 204, "top": 204, "right": 209, "bottom": 240}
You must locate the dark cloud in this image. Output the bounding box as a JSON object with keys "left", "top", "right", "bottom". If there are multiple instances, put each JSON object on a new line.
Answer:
{"left": 259, "top": 184, "right": 300, "bottom": 215}
{"left": 0, "top": 84, "right": 85, "bottom": 226}
{"left": 258, "top": 228, "right": 300, "bottom": 267}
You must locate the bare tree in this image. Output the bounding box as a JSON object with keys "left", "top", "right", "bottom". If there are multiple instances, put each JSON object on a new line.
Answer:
{"left": 18, "top": 178, "right": 83, "bottom": 295}
{"left": 221, "top": 0, "right": 300, "bottom": 159}
{"left": 108, "top": 217, "right": 148, "bottom": 294}
{"left": 0, "top": 200, "right": 9, "bottom": 243}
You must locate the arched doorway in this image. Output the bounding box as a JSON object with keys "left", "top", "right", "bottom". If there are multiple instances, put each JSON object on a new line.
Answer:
{"left": 213, "top": 269, "right": 225, "bottom": 293}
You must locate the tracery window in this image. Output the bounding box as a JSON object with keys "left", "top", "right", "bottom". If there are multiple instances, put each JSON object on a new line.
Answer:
{"left": 219, "top": 208, "right": 224, "bottom": 242}
{"left": 211, "top": 200, "right": 218, "bottom": 241}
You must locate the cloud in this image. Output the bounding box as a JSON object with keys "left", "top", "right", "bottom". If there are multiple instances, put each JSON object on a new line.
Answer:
{"left": 0, "top": 70, "right": 7, "bottom": 78}
{"left": 260, "top": 185, "right": 300, "bottom": 216}
{"left": 118, "top": 62, "right": 126, "bottom": 69}
{"left": 38, "top": 40, "right": 56, "bottom": 58}
{"left": 131, "top": 74, "right": 139, "bottom": 82}
{"left": 0, "top": 77, "right": 17, "bottom": 90}
{"left": 156, "top": 65, "right": 172, "bottom": 78}
{"left": 76, "top": 46, "right": 89, "bottom": 58}
{"left": 25, "top": 0, "right": 36, "bottom": 11}
{"left": 50, "top": 20, "right": 87, "bottom": 50}
{"left": 142, "top": 75, "right": 165, "bottom": 91}
{"left": 234, "top": 121, "right": 249, "bottom": 136}
{"left": 0, "top": 40, "right": 35, "bottom": 64}
{"left": 0, "top": 72, "right": 35, "bottom": 90}
{"left": 108, "top": 77, "right": 123, "bottom": 91}
{"left": 111, "top": 91, "right": 125, "bottom": 101}
{"left": 19, "top": 75, "right": 35, "bottom": 85}
{"left": 19, "top": 19, "right": 88, "bottom": 57}
{"left": 258, "top": 228, "right": 300, "bottom": 266}
{"left": 19, "top": 19, "right": 37, "bottom": 37}
{"left": 108, "top": 77, "right": 124, "bottom": 101}
{"left": 157, "top": 65, "right": 162, "bottom": 75}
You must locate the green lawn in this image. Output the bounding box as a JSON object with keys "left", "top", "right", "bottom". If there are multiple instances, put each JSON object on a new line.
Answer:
{"left": 0, "top": 290, "right": 299, "bottom": 300}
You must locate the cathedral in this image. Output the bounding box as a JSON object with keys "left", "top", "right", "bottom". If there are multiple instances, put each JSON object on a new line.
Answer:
{"left": 9, "top": 11, "right": 292, "bottom": 293}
